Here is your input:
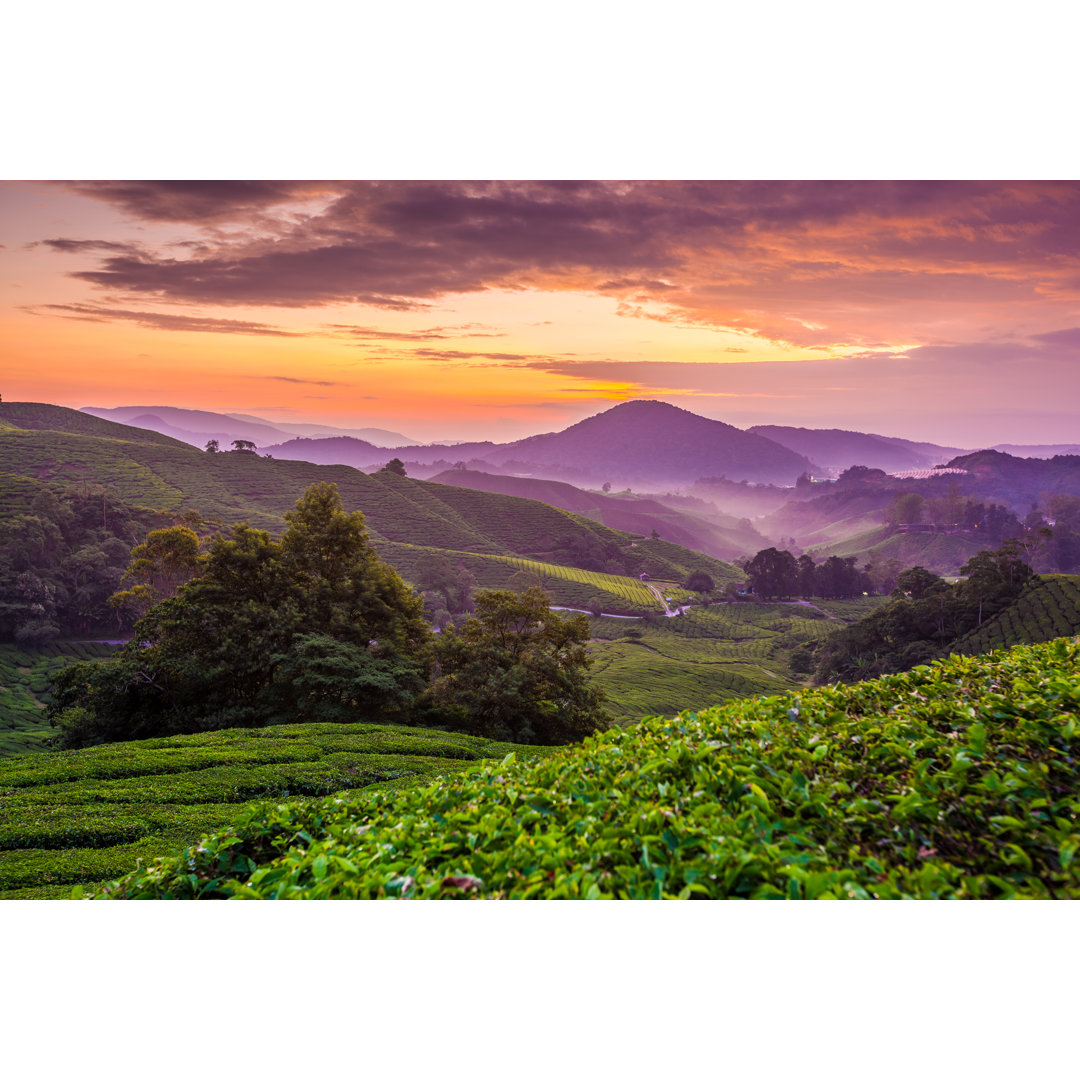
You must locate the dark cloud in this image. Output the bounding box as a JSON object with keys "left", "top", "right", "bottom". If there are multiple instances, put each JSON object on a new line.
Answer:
{"left": 41, "top": 238, "right": 145, "bottom": 255}
{"left": 45, "top": 181, "right": 1080, "bottom": 354}
{"left": 59, "top": 181, "right": 342, "bottom": 222}
{"left": 32, "top": 303, "right": 299, "bottom": 336}
{"left": 1031, "top": 327, "right": 1080, "bottom": 349}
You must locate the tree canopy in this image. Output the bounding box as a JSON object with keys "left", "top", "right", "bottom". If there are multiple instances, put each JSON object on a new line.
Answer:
{"left": 428, "top": 587, "right": 609, "bottom": 744}
{"left": 52, "top": 483, "right": 431, "bottom": 745}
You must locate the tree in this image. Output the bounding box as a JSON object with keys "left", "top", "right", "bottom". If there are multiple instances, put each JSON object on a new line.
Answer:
{"left": 108, "top": 525, "right": 204, "bottom": 625}
{"left": 885, "top": 492, "right": 926, "bottom": 527}
{"left": 745, "top": 547, "right": 799, "bottom": 599}
{"left": 428, "top": 587, "right": 609, "bottom": 744}
{"left": 231, "top": 439, "right": 257, "bottom": 452}
{"left": 382, "top": 458, "right": 407, "bottom": 476}
{"left": 684, "top": 571, "right": 715, "bottom": 593}
{"left": 205, "top": 439, "right": 219, "bottom": 453}
{"left": 52, "top": 483, "right": 431, "bottom": 746}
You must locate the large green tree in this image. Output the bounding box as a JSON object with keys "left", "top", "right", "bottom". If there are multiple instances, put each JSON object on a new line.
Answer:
{"left": 428, "top": 587, "right": 609, "bottom": 744}
{"left": 52, "top": 483, "right": 431, "bottom": 746}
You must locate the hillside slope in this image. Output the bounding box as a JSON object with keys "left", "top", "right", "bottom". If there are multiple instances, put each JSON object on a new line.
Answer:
{"left": 748, "top": 424, "right": 964, "bottom": 473}
{"left": 101, "top": 638, "right": 1080, "bottom": 899}
{"left": 950, "top": 575, "right": 1080, "bottom": 656}
{"left": 429, "top": 469, "right": 768, "bottom": 560}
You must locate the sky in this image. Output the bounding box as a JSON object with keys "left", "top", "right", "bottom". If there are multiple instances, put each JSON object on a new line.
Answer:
{"left": 2, "top": 179, "right": 1079, "bottom": 446}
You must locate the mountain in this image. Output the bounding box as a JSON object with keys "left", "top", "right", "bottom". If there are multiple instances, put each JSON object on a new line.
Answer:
{"left": 0, "top": 400, "right": 739, "bottom": 599}
{"left": 498, "top": 401, "right": 812, "bottom": 485}
{"left": 81, "top": 406, "right": 416, "bottom": 450}
{"left": 428, "top": 468, "right": 769, "bottom": 560}
{"left": 258, "top": 401, "right": 813, "bottom": 486}
{"left": 990, "top": 443, "right": 1080, "bottom": 458}
{"left": 226, "top": 414, "right": 417, "bottom": 446}
{"left": 2, "top": 402, "right": 186, "bottom": 447}
{"left": 82, "top": 406, "right": 291, "bottom": 449}
{"left": 748, "top": 424, "right": 966, "bottom": 474}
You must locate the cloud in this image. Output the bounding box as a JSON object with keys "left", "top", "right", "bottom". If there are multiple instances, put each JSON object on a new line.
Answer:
{"left": 44, "top": 180, "right": 1080, "bottom": 358}
{"left": 58, "top": 180, "right": 342, "bottom": 222}
{"left": 260, "top": 376, "right": 341, "bottom": 386}
{"left": 30, "top": 303, "right": 299, "bottom": 336}
{"left": 1031, "top": 327, "right": 1080, "bottom": 349}
{"left": 327, "top": 323, "right": 507, "bottom": 342}
{"left": 40, "top": 238, "right": 145, "bottom": 255}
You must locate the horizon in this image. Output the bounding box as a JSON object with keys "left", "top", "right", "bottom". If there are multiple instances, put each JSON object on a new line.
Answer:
{"left": 3, "top": 180, "right": 1079, "bottom": 445}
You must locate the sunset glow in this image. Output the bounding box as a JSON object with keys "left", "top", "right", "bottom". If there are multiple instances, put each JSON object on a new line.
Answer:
{"left": 2, "top": 180, "right": 1078, "bottom": 444}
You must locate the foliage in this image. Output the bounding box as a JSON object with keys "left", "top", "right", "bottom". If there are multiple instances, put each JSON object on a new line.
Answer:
{"left": 814, "top": 542, "right": 1041, "bottom": 682}
{"left": 0, "top": 642, "right": 118, "bottom": 757}
{"left": 430, "top": 587, "right": 610, "bottom": 744}
{"left": 107, "top": 525, "right": 204, "bottom": 624}
{"left": 0, "top": 722, "right": 550, "bottom": 897}
{"left": 100, "top": 638, "right": 1080, "bottom": 899}
{"left": 950, "top": 575, "right": 1080, "bottom": 656}
{"left": 51, "top": 484, "right": 431, "bottom": 746}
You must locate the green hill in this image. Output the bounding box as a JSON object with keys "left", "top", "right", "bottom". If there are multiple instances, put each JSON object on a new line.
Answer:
{"left": 0, "top": 723, "right": 552, "bottom": 898}
{"left": 950, "top": 575, "right": 1080, "bottom": 656}
{"left": 0, "top": 402, "right": 187, "bottom": 448}
{"left": 0, "top": 403, "right": 744, "bottom": 582}
{"left": 812, "top": 525, "right": 984, "bottom": 575}
{"left": 97, "top": 637, "right": 1080, "bottom": 899}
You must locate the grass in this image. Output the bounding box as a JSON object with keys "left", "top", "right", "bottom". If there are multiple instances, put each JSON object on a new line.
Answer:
{"left": 0, "top": 723, "right": 553, "bottom": 898}
{"left": 97, "top": 637, "right": 1080, "bottom": 899}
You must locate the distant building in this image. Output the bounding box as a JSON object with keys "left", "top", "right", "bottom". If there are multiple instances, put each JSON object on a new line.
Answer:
{"left": 639, "top": 572, "right": 650, "bottom": 581}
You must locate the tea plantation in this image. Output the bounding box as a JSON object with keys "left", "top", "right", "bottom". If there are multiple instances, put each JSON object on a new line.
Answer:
{"left": 0, "top": 725, "right": 552, "bottom": 898}
{"left": 588, "top": 599, "right": 877, "bottom": 722}
{"left": 98, "top": 637, "right": 1080, "bottom": 899}
{"left": 0, "top": 643, "right": 117, "bottom": 758}
{"left": 950, "top": 575, "right": 1080, "bottom": 657}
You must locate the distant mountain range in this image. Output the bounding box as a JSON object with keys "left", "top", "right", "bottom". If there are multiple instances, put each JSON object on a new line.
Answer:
{"left": 747, "top": 425, "right": 968, "bottom": 474}
{"left": 78, "top": 400, "right": 1078, "bottom": 489}
{"left": 262, "top": 400, "right": 816, "bottom": 486}
{"left": 80, "top": 406, "right": 416, "bottom": 451}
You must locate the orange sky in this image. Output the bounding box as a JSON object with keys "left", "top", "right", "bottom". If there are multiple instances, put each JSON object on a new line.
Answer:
{"left": 2, "top": 180, "right": 1078, "bottom": 444}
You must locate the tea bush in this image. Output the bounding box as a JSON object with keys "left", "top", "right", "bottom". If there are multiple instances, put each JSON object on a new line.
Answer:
{"left": 0, "top": 723, "right": 551, "bottom": 897}
{"left": 101, "top": 637, "right": 1080, "bottom": 899}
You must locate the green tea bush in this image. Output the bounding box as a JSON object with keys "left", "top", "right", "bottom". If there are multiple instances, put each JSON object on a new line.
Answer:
{"left": 101, "top": 637, "right": 1080, "bottom": 899}
{"left": 0, "top": 722, "right": 552, "bottom": 897}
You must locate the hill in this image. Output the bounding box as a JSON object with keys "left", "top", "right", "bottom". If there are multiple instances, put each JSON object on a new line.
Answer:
{"left": 0, "top": 402, "right": 187, "bottom": 448}
{"left": 499, "top": 400, "right": 812, "bottom": 486}
{"left": 259, "top": 400, "right": 814, "bottom": 487}
{"left": 950, "top": 575, "right": 1080, "bottom": 656}
{"left": 82, "top": 405, "right": 417, "bottom": 451}
{"left": 97, "top": 637, "right": 1080, "bottom": 899}
{"left": 748, "top": 425, "right": 965, "bottom": 474}
{"left": 811, "top": 525, "right": 985, "bottom": 575}
{"left": 0, "top": 724, "right": 552, "bottom": 898}
{"left": 428, "top": 468, "right": 769, "bottom": 560}
{"left": 0, "top": 402, "right": 746, "bottom": 647}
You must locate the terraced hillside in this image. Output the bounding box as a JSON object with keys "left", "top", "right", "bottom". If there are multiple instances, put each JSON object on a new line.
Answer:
{"left": 379, "top": 543, "right": 741, "bottom": 616}
{"left": 0, "top": 643, "right": 118, "bottom": 758}
{"left": 99, "top": 638, "right": 1080, "bottom": 899}
{"left": 812, "top": 525, "right": 984, "bottom": 575}
{"left": 0, "top": 404, "right": 743, "bottom": 584}
{"left": 588, "top": 599, "right": 876, "bottom": 722}
{"left": 0, "top": 724, "right": 551, "bottom": 898}
{"left": 950, "top": 575, "right": 1080, "bottom": 657}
